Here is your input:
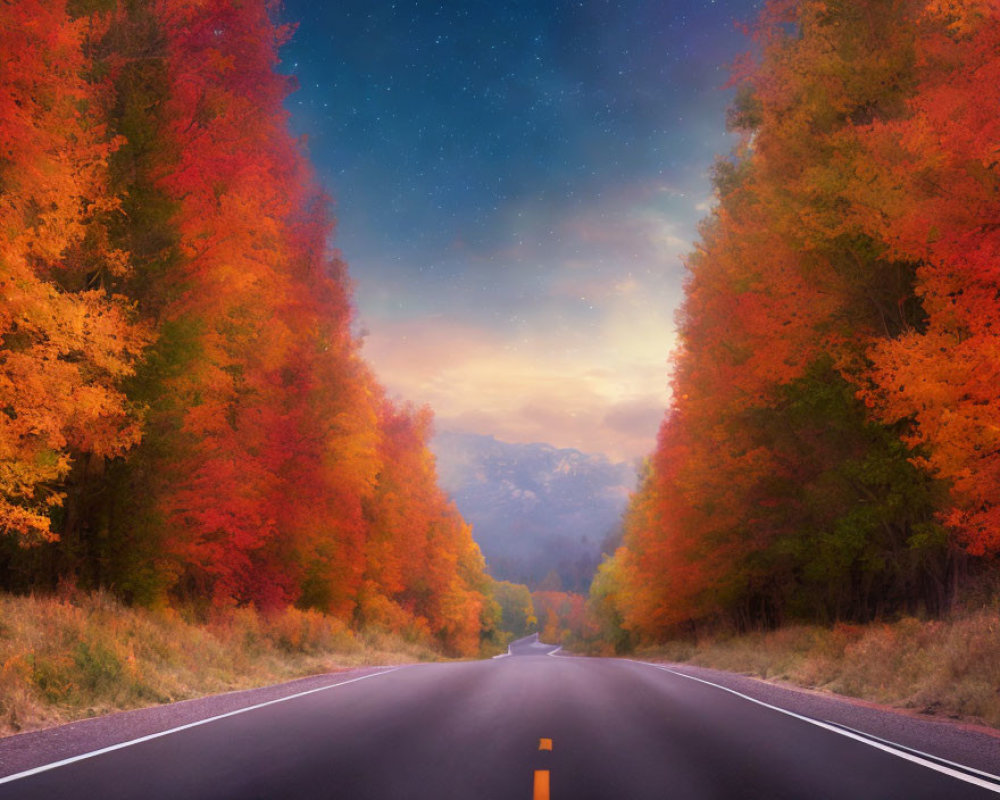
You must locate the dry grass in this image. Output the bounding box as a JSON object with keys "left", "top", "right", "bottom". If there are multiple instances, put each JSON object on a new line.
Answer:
{"left": 637, "top": 608, "right": 1000, "bottom": 728}
{"left": 0, "top": 591, "right": 439, "bottom": 736}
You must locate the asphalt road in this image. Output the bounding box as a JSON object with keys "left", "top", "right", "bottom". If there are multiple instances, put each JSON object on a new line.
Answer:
{"left": 2, "top": 636, "right": 999, "bottom": 799}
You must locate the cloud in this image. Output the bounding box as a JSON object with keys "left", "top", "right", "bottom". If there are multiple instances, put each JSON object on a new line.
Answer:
{"left": 355, "top": 181, "right": 690, "bottom": 462}
{"left": 603, "top": 399, "right": 667, "bottom": 440}
{"left": 361, "top": 310, "right": 673, "bottom": 461}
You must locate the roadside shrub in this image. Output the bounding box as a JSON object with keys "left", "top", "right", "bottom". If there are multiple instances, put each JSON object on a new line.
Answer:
{"left": 0, "top": 591, "right": 419, "bottom": 736}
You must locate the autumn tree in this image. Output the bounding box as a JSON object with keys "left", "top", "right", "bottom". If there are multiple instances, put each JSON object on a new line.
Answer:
{"left": 600, "top": 0, "right": 979, "bottom": 642}
{"left": 2, "top": 0, "right": 494, "bottom": 659}
{"left": 853, "top": 0, "right": 1000, "bottom": 557}
{"left": 532, "top": 590, "right": 590, "bottom": 645}
{"left": 491, "top": 579, "right": 537, "bottom": 638}
{"left": 0, "top": 0, "right": 148, "bottom": 547}
{"left": 361, "top": 401, "right": 491, "bottom": 655}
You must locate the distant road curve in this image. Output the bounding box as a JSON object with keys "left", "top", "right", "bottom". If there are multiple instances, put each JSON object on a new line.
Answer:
{"left": 495, "top": 631, "right": 562, "bottom": 658}
{"left": 2, "top": 639, "right": 999, "bottom": 799}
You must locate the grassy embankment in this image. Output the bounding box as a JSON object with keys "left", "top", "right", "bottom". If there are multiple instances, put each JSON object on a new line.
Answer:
{"left": 0, "top": 591, "right": 444, "bottom": 737}
{"left": 632, "top": 606, "right": 1000, "bottom": 729}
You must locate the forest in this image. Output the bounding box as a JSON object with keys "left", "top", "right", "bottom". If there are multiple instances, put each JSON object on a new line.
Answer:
{"left": 596, "top": 0, "right": 1000, "bottom": 644}
{"left": 6, "top": 0, "right": 1000, "bottom": 670}
{"left": 0, "top": 0, "right": 493, "bottom": 657}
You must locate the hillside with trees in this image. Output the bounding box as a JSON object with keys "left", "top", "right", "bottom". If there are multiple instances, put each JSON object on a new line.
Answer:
{"left": 432, "top": 431, "right": 633, "bottom": 591}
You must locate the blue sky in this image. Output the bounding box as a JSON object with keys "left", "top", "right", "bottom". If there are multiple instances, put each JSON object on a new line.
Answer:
{"left": 278, "top": 0, "right": 760, "bottom": 461}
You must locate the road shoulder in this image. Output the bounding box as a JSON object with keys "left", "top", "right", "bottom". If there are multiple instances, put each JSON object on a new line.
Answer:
{"left": 0, "top": 666, "right": 398, "bottom": 780}
{"left": 639, "top": 660, "right": 1000, "bottom": 776}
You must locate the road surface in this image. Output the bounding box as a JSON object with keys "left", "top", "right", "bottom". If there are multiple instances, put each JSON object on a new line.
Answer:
{"left": 1, "top": 635, "right": 998, "bottom": 799}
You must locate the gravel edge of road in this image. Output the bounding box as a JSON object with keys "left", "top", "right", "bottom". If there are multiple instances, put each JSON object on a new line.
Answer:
{"left": 635, "top": 660, "right": 1000, "bottom": 776}
{"left": 0, "top": 665, "right": 404, "bottom": 780}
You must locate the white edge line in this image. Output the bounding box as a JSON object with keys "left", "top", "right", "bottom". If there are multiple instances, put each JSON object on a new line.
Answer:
{"left": 0, "top": 667, "right": 402, "bottom": 786}
{"left": 545, "top": 646, "right": 562, "bottom": 657}
{"left": 823, "top": 719, "right": 1000, "bottom": 783}
{"left": 630, "top": 660, "right": 1000, "bottom": 795}
{"left": 492, "top": 645, "right": 512, "bottom": 659}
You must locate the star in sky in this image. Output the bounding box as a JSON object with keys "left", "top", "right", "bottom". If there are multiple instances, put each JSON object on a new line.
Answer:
{"left": 278, "top": 0, "right": 761, "bottom": 463}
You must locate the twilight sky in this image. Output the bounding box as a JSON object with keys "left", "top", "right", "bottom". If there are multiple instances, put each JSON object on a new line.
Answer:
{"left": 278, "top": 0, "right": 760, "bottom": 463}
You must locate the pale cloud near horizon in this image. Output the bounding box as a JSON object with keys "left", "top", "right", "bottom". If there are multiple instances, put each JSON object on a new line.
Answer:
{"left": 361, "top": 317, "right": 672, "bottom": 462}
{"left": 356, "top": 191, "right": 692, "bottom": 463}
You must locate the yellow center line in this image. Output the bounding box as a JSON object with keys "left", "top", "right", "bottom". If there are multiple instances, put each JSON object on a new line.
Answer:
{"left": 533, "top": 769, "right": 550, "bottom": 800}
{"left": 538, "top": 738, "right": 552, "bottom": 751}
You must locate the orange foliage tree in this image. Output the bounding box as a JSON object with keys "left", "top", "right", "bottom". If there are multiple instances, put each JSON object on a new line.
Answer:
{"left": 362, "top": 401, "right": 490, "bottom": 655}
{"left": 532, "top": 590, "right": 590, "bottom": 645}
{"left": 0, "top": 0, "right": 491, "bottom": 656}
{"left": 0, "top": 0, "right": 149, "bottom": 543}
{"left": 853, "top": 0, "right": 1000, "bottom": 555}
{"left": 599, "top": 0, "right": 996, "bottom": 642}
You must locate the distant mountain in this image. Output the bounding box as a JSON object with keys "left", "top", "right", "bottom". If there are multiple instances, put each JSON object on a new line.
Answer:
{"left": 430, "top": 431, "right": 637, "bottom": 592}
